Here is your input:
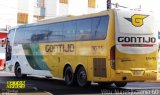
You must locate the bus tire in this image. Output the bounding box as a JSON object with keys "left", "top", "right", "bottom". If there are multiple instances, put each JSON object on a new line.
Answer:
{"left": 15, "top": 64, "right": 26, "bottom": 78}
{"left": 114, "top": 82, "right": 127, "bottom": 87}
{"left": 98, "top": 82, "right": 112, "bottom": 87}
{"left": 45, "top": 76, "right": 52, "bottom": 79}
{"left": 76, "top": 66, "right": 91, "bottom": 87}
{"left": 64, "top": 66, "right": 75, "bottom": 86}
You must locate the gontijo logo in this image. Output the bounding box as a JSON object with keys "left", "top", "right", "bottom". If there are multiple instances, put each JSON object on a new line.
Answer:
{"left": 125, "top": 14, "right": 149, "bottom": 27}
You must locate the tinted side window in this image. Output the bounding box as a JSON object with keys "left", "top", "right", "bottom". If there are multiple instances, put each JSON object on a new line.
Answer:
{"left": 63, "top": 21, "right": 76, "bottom": 41}
{"left": 36, "top": 25, "right": 49, "bottom": 43}
{"left": 14, "top": 28, "right": 25, "bottom": 44}
{"left": 76, "top": 18, "right": 92, "bottom": 41}
{"left": 48, "top": 23, "right": 63, "bottom": 42}
{"left": 25, "top": 27, "right": 37, "bottom": 43}
{"left": 92, "top": 16, "right": 109, "bottom": 40}
{"left": 8, "top": 29, "right": 15, "bottom": 45}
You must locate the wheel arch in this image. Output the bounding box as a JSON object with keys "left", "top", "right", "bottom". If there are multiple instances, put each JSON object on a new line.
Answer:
{"left": 14, "top": 62, "right": 20, "bottom": 72}
{"left": 14, "top": 61, "right": 27, "bottom": 78}
{"left": 74, "top": 64, "right": 85, "bottom": 75}
{"left": 63, "top": 64, "right": 87, "bottom": 78}
{"left": 75, "top": 64, "right": 91, "bottom": 87}
{"left": 63, "top": 64, "right": 72, "bottom": 78}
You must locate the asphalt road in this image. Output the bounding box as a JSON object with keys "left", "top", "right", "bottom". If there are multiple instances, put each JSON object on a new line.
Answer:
{"left": 0, "top": 71, "right": 160, "bottom": 95}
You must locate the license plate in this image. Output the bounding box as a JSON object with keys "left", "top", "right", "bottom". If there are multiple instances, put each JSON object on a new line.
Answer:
{"left": 133, "top": 70, "right": 141, "bottom": 75}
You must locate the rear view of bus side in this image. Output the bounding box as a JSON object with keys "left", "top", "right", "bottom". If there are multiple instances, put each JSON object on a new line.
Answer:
{"left": 5, "top": 9, "right": 158, "bottom": 87}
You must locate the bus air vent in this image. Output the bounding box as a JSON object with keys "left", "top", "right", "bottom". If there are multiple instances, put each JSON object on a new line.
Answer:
{"left": 93, "top": 58, "right": 106, "bottom": 77}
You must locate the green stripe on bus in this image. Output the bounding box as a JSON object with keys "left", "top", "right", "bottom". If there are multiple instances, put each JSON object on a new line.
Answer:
{"left": 23, "top": 44, "right": 50, "bottom": 70}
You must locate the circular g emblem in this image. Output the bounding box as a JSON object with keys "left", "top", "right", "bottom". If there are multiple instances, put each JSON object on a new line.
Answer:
{"left": 125, "top": 14, "right": 149, "bottom": 27}
{"left": 132, "top": 14, "right": 148, "bottom": 27}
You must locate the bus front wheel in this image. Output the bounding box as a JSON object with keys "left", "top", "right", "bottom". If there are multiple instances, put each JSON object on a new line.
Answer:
{"left": 114, "top": 82, "right": 127, "bottom": 87}
{"left": 15, "top": 64, "right": 26, "bottom": 78}
{"left": 76, "top": 66, "right": 91, "bottom": 87}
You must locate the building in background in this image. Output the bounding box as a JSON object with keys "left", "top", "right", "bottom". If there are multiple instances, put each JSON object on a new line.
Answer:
{"left": 17, "top": 0, "right": 34, "bottom": 25}
{"left": 0, "top": 0, "right": 157, "bottom": 29}
{"left": 0, "top": 0, "right": 45, "bottom": 30}
{"left": 45, "top": 0, "right": 106, "bottom": 19}
{"left": 0, "top": 0, "right": 108, "bottom": 29}
{"left": 18, "top": 0, "right": 45, "bottom": 24}
{"left": 0, "top": 0, "right": 137, "bottom": 29}
{"left": 33, "top": 0, "right": 45, "bottom": 22}
{"left": 0, "top": 0, "right": 17, "bottom": 30}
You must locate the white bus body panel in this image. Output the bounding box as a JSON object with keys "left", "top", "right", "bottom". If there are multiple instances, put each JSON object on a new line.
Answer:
{"left": 5, "top": 28, "right": 52, "bottom": 77}
{"left": 115, "top": 10, "right": 157, "bottom": 54}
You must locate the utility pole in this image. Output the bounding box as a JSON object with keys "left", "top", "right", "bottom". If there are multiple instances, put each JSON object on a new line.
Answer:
{"left": 107, "top": 0, "right": 111, "bottom": 9}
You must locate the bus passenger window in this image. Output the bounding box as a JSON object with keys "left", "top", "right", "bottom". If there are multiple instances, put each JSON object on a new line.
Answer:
{"left": 14, "top": 28, "right": 25, "bottom": 44}
{"left": 76, "top": 19, "right": 92, "bottom": 41}
{"left": 35, "top": 25, "right": 49, "bottom": 43}
{"left": 63, "top": 21, "right": 76, "bottom": 41}
{"left": 91, "top": 16, "right": 109, "bottom": 40}
{"left": 48, "top": 23, "right": 63, "bottom": 42}
{"left": 25, "top": 27, "right": 37, "bottom": 43}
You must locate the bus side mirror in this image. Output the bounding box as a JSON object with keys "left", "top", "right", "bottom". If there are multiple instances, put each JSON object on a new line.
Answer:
{"left": 6, "top": 41, "right": 11, "bottom": 61}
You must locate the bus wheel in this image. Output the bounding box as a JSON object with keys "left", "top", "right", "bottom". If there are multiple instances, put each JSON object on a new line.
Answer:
{"left": 76, "top": 66, "right": 91, "bottom": 87}
{"left": 15, "top": 64, "right": 26, "bottom": 78}
{"left": 114, "top": 82, "right": 127, "bottom": 87}
{"left": 98, "top": 82, "right": 113, "bottom": 87}
{"left": 45, "top": 76, "right": 52, "bottom": 79}
{"left": 64, "top": 66, "right": 75, "bottom": 86}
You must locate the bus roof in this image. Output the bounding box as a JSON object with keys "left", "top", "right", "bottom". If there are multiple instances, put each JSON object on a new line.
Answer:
{"left": 12, "top": 9, "right": 151, "bottom": 29}
{"left": 36, "top": 9, "right": 113, "bottom": 25}
{"left": 15, "top": 9, "right": 113, "bottom": 29}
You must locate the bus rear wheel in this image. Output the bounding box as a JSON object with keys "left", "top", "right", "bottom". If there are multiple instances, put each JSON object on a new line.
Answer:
{"left": 76, "top": 66, "right": 91, "bottom": 87}
{"left": 64, "top": 66, "right": 76, "bottom": 86}
{"left": 114, "top": 82, "right": 127, "bottom": 87}
{"left": 45, "top": 76, "right": 52, "bottom": 79}
{"left": 15, "top": 64, "right": 26, "bottom": 78}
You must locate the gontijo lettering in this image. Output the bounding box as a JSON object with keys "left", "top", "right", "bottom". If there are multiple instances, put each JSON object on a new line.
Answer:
{"left": 118, "top": 37, "right": 156, "bottom": 43}
{"left": 45, "top": 44, "right": 74, "bottom": 52}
